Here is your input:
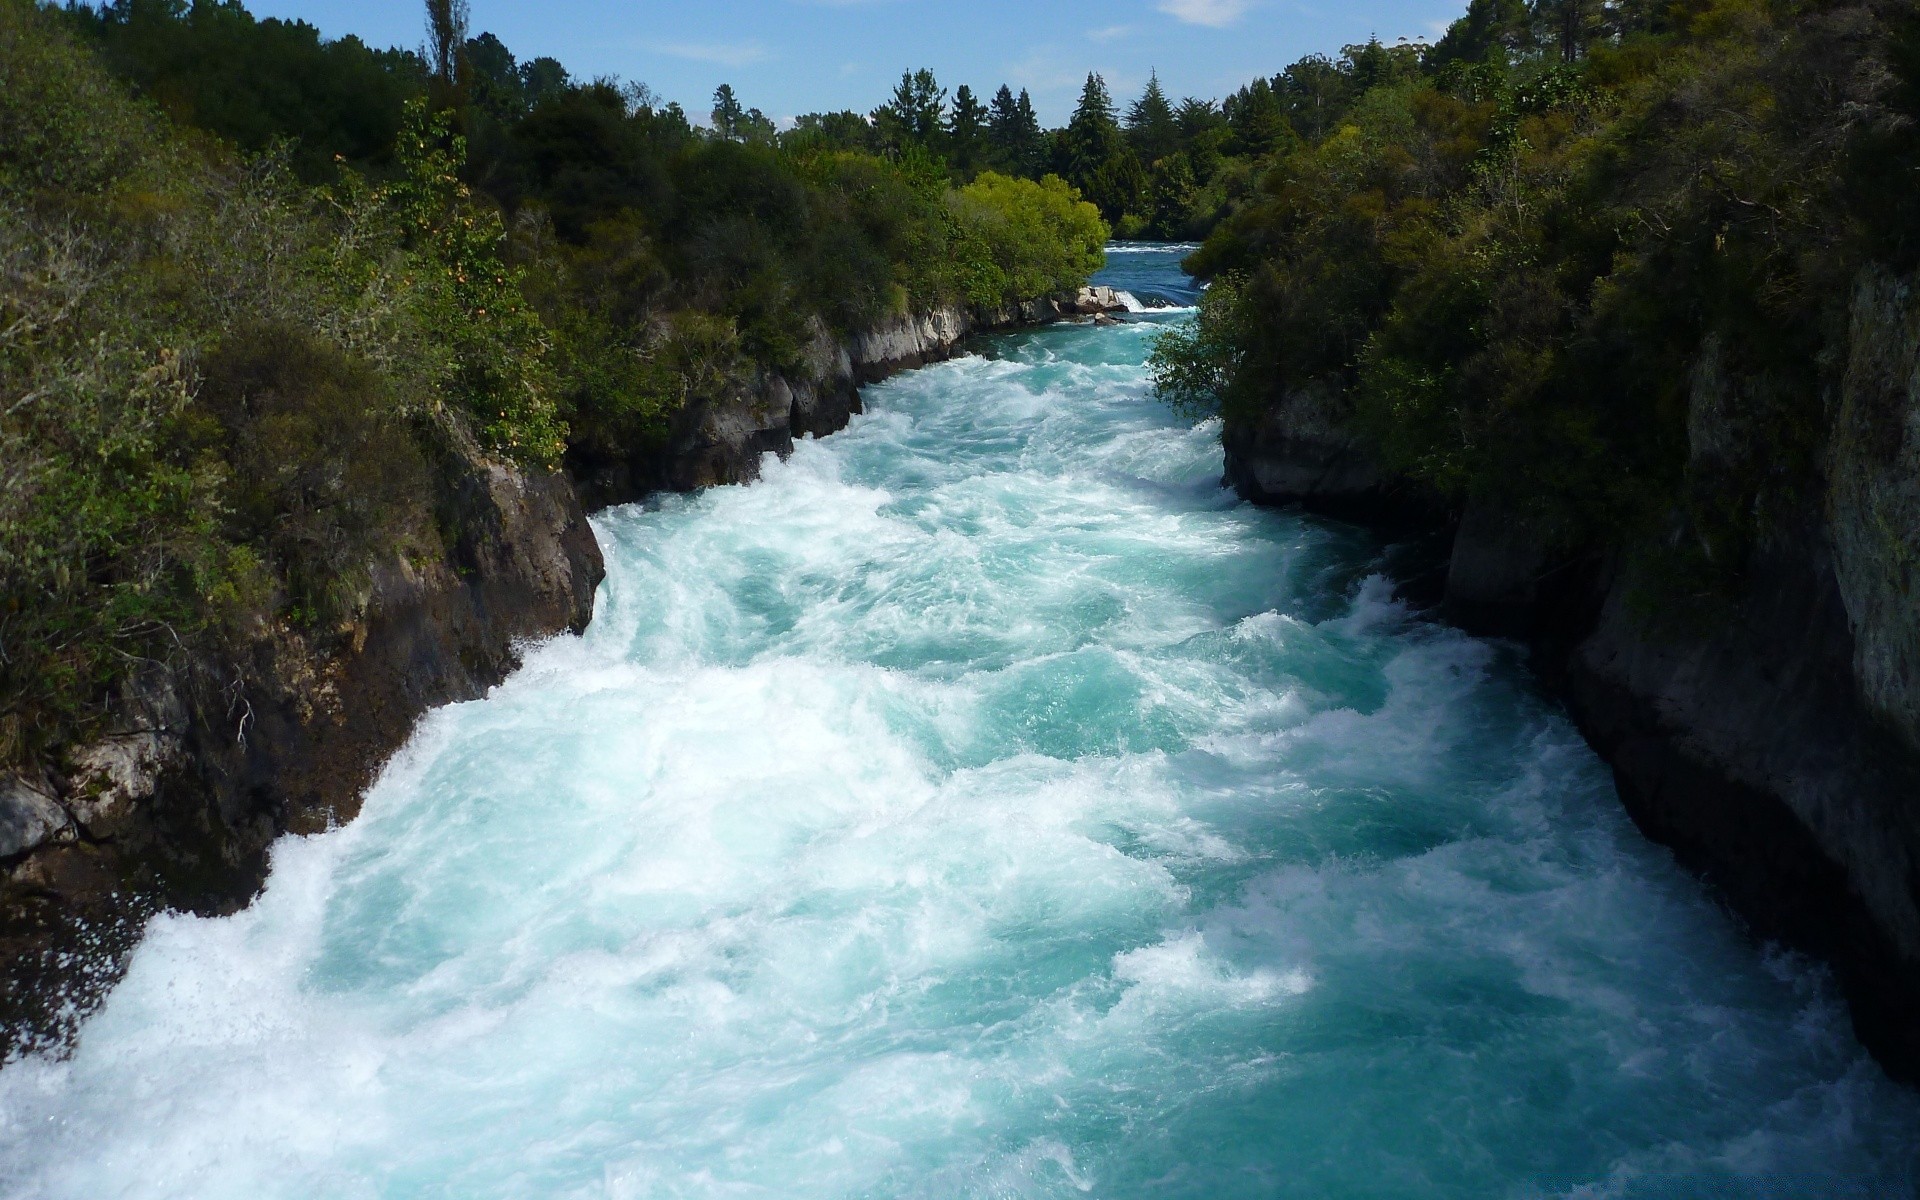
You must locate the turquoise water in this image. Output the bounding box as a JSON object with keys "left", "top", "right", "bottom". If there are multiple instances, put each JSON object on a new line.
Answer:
{"left": 2, "top": 246, "right": 1916, "bottom": 1198}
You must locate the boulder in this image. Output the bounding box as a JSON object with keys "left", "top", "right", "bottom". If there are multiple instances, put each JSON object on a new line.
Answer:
{"left": 0, "top": 774, "right": 70, "bottom": 860}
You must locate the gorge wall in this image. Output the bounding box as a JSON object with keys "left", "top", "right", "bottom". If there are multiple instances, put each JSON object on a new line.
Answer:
{"left": 1220, "top": 268, "right": 1920, "bottom": 1082}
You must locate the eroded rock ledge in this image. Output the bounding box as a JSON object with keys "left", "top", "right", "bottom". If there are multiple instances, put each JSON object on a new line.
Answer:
{"left": 1219, "top": 269, "right": 1920, "bottom": 1082}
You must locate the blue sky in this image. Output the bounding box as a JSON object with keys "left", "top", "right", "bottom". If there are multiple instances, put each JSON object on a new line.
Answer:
{"left": 244, "top": 0, "right": 1470, "bottom": 126}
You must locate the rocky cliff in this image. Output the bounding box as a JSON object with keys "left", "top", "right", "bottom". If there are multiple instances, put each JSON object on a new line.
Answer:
{"left": 0, "top": 427, "right": 604, "bottom": 1053}
{"left": 569, "top": 294, "right": 1108, "bottom": 507}
{"left": 1219, "top": 270, "right": 1920, "bottom": 1081}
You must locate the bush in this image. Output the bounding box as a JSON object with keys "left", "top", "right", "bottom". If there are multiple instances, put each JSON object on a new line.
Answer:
{"left": 953, "top": 172, "right": 1109, "bottom": 304}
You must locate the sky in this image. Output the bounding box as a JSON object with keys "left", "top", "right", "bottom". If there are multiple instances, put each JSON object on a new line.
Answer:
{"left": 243, "top": 0, "right": 1471, "bottom": 126}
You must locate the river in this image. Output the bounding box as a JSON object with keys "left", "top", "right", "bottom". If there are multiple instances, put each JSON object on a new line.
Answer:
{"left": 1, "top": 246, "right": 1915, "bottom": 1198}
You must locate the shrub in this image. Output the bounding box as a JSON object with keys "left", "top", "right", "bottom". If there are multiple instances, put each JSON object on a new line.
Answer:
{"left": 953, "top": 172, "right": 1109, "bottom": 304}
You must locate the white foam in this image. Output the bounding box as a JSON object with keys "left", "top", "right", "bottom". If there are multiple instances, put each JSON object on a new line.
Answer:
{"left": 3, "top": 291, "right": 1915, "bottom": 1198}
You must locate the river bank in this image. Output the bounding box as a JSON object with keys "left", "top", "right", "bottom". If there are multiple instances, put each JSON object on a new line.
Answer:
{"left": 2, "top": 245, "right": 1913, "bottom": 1198}
{"left": 0, "top": 287, "right": 1131, "bottom": 1058}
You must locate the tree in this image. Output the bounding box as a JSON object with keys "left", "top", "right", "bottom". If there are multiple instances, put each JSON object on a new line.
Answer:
{"left": 1225, "top": 77, "right": 1292, "bottom": 158}
{"left": 948, "top": 83, "right": 987, "bottom": 173}
{"left": 1058, "top": 74, "right": 1142, "bottom": 225}
{"left": 873, "top": 68, "right": 946, "bottom": 153}
{"left": 424, "top": 0, "right": 467, "bottom": 98}
{"left": 988, "top": 84, "right": 1045, "bottom": 176}
{"left": 787, "top": 110, "right": 876, "bottom": 153}
{"left": 1125, "top": 71, "right": 1179, "bottom": 165}
{"left": 1275, "top": 54, "right": 1354, "bottom": 143}
{"left": 711, "top": 82, "right": 744, "bottom": 139}
{"left": 520, "top": 56, "right": 569, "bottom": 107}
{"left": 1147, "top": 153, "right": 1197, "bottom": 238}
{"left": 1425, "top": 0, "right": 1534, "bottom": 69}
{"left": 463, "top": 31, "right": 522, "bottom": 120}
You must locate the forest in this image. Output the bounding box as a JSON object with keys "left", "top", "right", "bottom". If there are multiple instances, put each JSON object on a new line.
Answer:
{"left": 2, "top": 0, "right": 1119, "bottom": 773}
{"left": 1151, "top": 0, "right": 1920, "bottom": 602}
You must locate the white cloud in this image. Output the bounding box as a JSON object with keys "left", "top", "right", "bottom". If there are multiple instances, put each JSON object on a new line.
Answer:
{"left": 649, "top": 41, "right": 772, "bottom": 68}
{"left": 1088, "top": 24, "right": 1133, "bottom": 41}
{"left": 1157, "top": 0, "right": 1254, "bottom": 27}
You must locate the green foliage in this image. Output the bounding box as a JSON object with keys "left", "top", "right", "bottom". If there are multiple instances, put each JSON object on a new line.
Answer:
{"left": 1147, "top": 275, "right": 1247, "bottom": 419}
{"left": 199, "top": 325, "right": 431, "bottom": 624}
{"left": 0, "top": 0, "right": 575, "bottom": 766}
{"left": 952, "top": 172, "right": 1110, "bottom": 304}
{"left": 372, "top": 98, "right": 564, "bottom": 462}
{"left": 55, "top": 0, "right": 425, "bottom": 181}
{"left": 1162, "top": 0, "right": 1913, "bottom": 581}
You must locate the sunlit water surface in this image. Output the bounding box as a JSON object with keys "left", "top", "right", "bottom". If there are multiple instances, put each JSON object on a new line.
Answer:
{"left": 3, "top": 246, "right": 1916, "bottom": 1199}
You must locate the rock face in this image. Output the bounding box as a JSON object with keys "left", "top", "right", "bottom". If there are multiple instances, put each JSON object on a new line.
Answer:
{"left": 0, "top": 431, "right": 604, "bottom": 1054}
{"left": 573, "top": 299, "right": 1068, "bottom": 508}
{"left": 1220, "top": 270, "right": 1920, "bottom": 1080}
{"left": 1562, "top": 523, "right": 1920, "bottom": 1076}
{"left": 1220, "top": 380, "right": 1426, "bottom": 524}
{"left": 1830, "top": 271, "right": 1920, "bottom": 757}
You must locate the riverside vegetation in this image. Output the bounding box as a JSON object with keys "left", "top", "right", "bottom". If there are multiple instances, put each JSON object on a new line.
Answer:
{"left": 0, "top": 0, "right": 1108, "bottom": 782}
{"left": 9, "top": 0, "right": 1920, "bottom": 1091}
{"left": 1151, "top": 0, "right": 1916, "bottom": 591}
{"left": 1150, "top": 0, "right": 1920, "bottom": 1077}
{"left": 1, "top": 0, "right": 1113, "bottom": 1045}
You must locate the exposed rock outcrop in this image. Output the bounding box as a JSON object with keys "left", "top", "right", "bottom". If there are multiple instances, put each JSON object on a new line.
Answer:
{"left": 572, "top": 298, "right": 1069, "bottom": 509}
{"left": 1562, "top": 522, "right": 1920, "bottom": 1076}
{"left": 0, "top": 431, "right": 604, "bottom": 1054}
{"left": 1220, "top": 269, "right": 1920, "bottom": 1081}
{"left": 1830, "top": 271, "right": 1920, "bottom": 757}
{"left": 1220, "top": 380, "right": 1424, "bottom": 523}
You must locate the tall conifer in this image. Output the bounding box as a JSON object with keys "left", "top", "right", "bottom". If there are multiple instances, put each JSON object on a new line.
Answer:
{"left": 1125, "top": 71, "right": 1179, "bottom": 165}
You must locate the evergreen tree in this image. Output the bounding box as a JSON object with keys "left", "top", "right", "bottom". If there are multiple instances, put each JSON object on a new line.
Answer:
{"left": 1125, "top": 70, "right": 1179, "bottom": 165}
{"left": 948, "top": 83, "right": 987, "bottom": 173}
{"left": 1059, "top": 73, "right": 1140, "bottom": 224}
{"left": 1225, "top": 77, "right": 1292, "bottom": 158}
{"left": 711, "top": 83, "right": 744, "bottom": 139}
{"left": 1175, "top": 97, "right": 1227, "bottom": 182}
{"left": 1425, "top": 0, "right": 1535, "bottom": 69}
{"left": 1060, "top": 72, "right": 1123, "bottom": 180}
{"left": 1013, "top": 89, "right": 1044, "bottom": 172}
{"left": 874, "top": 68, "right": 947, "bottom": 153}
{"left": 463, "top": 32, "right": 522, "bottom": 121}
{"left": 519, "top": 56, "right": 569, "bottom": 107}
{"left": 1274, "top": 54, "right": 1353, "bottom": 143}
{"left": 988, "top": 84, "right": 1045, "bottom": 176}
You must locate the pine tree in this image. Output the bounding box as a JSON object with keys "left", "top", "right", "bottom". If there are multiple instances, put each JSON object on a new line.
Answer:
{"left": 874, "top": 68, "right": 947, "bottom": 153}
{"left": 948, "top": 83, "right": 987, "bottom": 173}
{"left": 1225, "top": 77, "right": 1292, "bottom": 158}
{"left": 710, "top": 83, "right": 744, "bottom": 140}
{"left": 1060, "top": 73, "right": 1140, "bottom": 224}
{"left": 1013, "top": 89, "right": 1044, "bottom": 172}
{"left": 1124, "top": 71, "right": 1179, "bottom": 166}
{"left": 988, "top": 85, "right": 1044, "bottom": 176}
{"left": 1060, "top": 72, "right": 1123, "bottom": 180}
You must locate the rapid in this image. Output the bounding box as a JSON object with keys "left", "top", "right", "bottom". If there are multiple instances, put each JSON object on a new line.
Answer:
{"left": 2, "top": 246, "right": 1916, "bottom": 1198}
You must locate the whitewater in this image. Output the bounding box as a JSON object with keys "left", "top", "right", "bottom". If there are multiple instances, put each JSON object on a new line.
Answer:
{"left": 2, "top": 246, "right": 1916, "bottom": 1198}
